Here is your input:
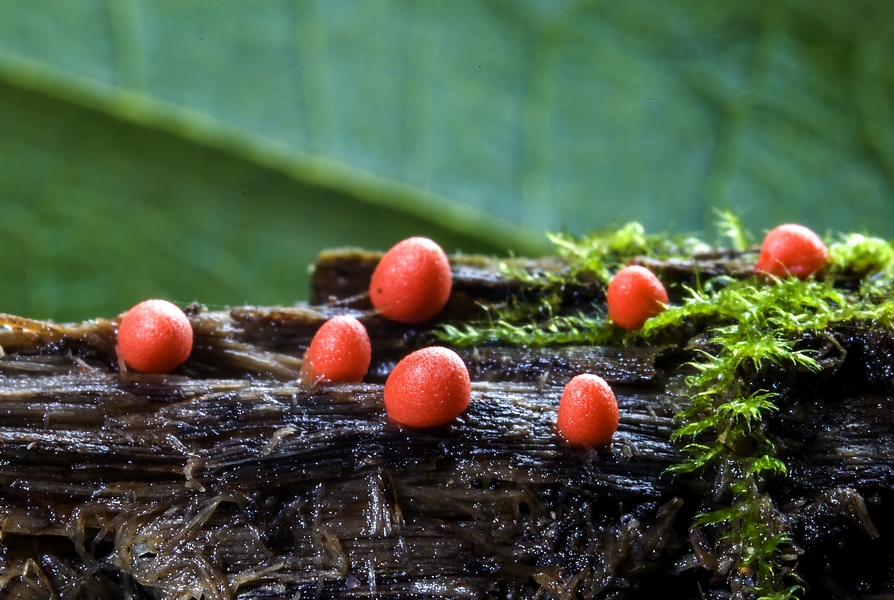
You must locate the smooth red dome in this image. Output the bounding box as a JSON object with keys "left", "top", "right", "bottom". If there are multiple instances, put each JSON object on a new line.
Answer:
{"left": 606, "top": 265, "right": 669, "bottom": 330}
{"left": 117, "top": 299, "right": 193, "bottom": 374}
{"left": 384, "top": 347, "right": 470, "bottom": 428}
{"left": 370, "top": 237, "right": 452, "bottom": 323}
{"left": 302, "top": 315, "right": 371, "bottom": 384}
{"left": 755, "top": 224, "right": 828, "bottom": 279}
{"left": 556, "top": 374, "right": 619, "bottom": 447}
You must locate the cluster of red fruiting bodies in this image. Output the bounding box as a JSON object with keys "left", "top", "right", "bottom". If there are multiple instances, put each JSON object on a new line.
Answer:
{"left": 115, "top": 223, "right": 828, "bottom": 448}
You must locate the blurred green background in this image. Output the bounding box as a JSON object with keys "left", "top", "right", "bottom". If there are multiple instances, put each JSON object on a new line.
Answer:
{"left": 1, "top": 1, "right": 892, "bottom": 322}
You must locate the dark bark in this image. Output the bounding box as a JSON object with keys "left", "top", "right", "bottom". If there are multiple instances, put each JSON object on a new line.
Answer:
{"left": 0, "top": 251, "right": 892, "bottom": 600}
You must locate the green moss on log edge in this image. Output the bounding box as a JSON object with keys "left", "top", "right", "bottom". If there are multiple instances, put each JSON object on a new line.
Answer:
{"left": 437, "top": 212, "right": 894, "bottom": 600}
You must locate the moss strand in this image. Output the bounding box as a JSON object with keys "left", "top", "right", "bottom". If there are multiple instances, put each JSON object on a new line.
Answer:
{"left": 438, "top": 219, "right": 894, "bottom": 600}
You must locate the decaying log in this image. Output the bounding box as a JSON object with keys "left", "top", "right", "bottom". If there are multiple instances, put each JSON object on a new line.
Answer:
{"left": 0, "top": 251, "right": 892, "bottom": 599}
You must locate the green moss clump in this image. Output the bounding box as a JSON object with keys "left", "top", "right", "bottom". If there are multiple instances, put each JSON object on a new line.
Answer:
{"left": 828, "top": 232, "right": 894, "bottom": 277}
{"left": 438, "top": 216, "right": 894, "bottom": 600}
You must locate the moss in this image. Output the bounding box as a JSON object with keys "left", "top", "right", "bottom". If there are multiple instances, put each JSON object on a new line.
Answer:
{"left": 828, "top": 232, "right": 894, "bottom": 282}
{"left": 439, "top": 221, "right": 707, "bottom": 348}
{"left": 715, "top": 206, "right": 754, "bottom": 251}
{"left": 440, "top": 311, "right": 621, "bottom": 348}
{"left": 438, "top": 215, "right": 894, "bottom": 600}
{"left": 546, "top": 221, "right": 708, "bottom": 283}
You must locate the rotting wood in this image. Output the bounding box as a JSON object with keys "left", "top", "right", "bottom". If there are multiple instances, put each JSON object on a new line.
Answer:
{"left": 0, "top": 250, "right": 892, "bottom": 599}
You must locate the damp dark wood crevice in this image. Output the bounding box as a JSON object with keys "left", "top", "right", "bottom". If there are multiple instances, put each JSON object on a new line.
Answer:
{"left": 0, "top": 251, "right": 892, "bottom": 599}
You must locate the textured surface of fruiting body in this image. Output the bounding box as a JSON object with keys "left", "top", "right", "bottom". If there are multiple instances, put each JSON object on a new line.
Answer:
{"left": 606, "top": 265, "right": 669, "bottom": 330}
{"left": 302, "top": 315, "right": 371, "bottom": 384}
{"left": 383, "top": 346, "right": 471, "bottom": 428}
{"left": 755, "top": 223, "right": 828, "bottom": 279}
{"left": 556, "top": 374, "right": 619, "bottom": 447}
{"left": 117, "top": 299, "right": 193, "bottom": 374}
{"left": 370, "top": 237, "right": 452, "bottom": 323}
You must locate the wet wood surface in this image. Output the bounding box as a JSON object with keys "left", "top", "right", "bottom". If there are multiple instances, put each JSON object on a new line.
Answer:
{"left": 0, "top": 251, "right": 892, "bottom": 599}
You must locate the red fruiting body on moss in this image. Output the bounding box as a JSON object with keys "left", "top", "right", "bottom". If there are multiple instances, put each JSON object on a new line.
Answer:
{"left": 755, "top": 223, "right": 828, "bottom": 279}
{"left": 556, "top": 374, "right": 619, "bottom": 447}
{"left": 117, "top": 299, "right": 193, "bottom": 374}
{"left": 302, "top": 315, "right": 371, "bottom": 384}
{"left": 383, "top": 346, "right": 470, "bottom": 428}
{"left": 606, "top": 265, "right": 669, "bottom": 330}
{"left": 370, "top": 237, "right": 452, "bottom": 323}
